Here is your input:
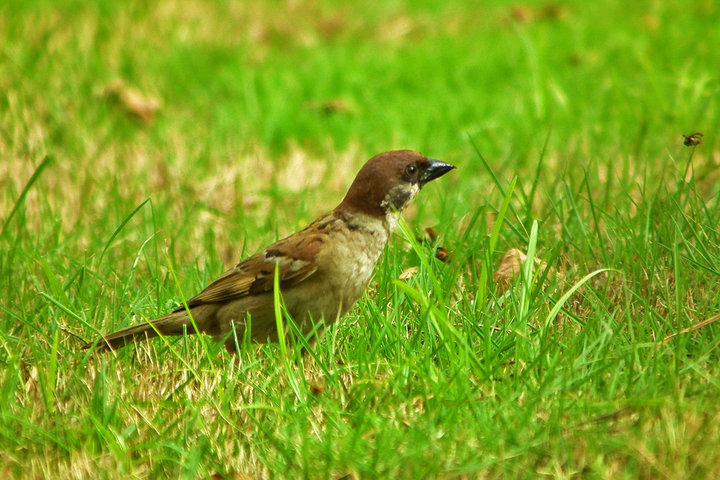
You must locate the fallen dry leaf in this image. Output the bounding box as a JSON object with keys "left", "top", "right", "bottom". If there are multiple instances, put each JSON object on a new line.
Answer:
{"left": 399, "top": 266, "right": 419, "bottom": 281}
{"left": 494, "top": 248, "right": 550, "bottom": 289}
{"left": 104, "top": 78, "right": 161, "bottom": 124}
{"left": 494, "top": 248, "right": 526, "bottom": 287}
{"left": 424, "top": 226, "right": 438, "bottom": 242}
{"left": 509, "top": 5, "right": 533, "bottom": 23}
{"left": 24, "top": 365, "right": 39, "bottom": 395}
{"left": 505, "top": 3, "right": 569, "bottom": 25}
{"left": 435, "top": 246, "right": 451, "bottom": 262}
{"left": 420, "top": 226, "right": 452, "bottom": 262}
{"left": 309, "top": 382, "right": 325, "bottom": 395}
{"left": 304, "top": 99, "right": 355, "bottom": 115}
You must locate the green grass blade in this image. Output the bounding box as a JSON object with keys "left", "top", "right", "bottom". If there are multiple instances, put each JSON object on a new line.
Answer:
{"left": 97, "top": 198, "right": 151, "bottom": 268}
{"left": 1, "top": 155, "right": 52, "bottom": 238}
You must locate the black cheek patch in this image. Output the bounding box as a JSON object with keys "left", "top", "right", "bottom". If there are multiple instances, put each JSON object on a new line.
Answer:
{"left": 385, "top": 186, "right": 414, "bottom": 210}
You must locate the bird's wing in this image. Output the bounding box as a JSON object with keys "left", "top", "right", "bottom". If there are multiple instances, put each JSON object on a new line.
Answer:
{"left": 176, "top": 233, "right": 326, "bottom": 310}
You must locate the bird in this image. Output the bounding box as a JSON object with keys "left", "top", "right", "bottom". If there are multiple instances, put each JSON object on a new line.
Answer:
{"left": 84, "top": 150, "right": 455, "bottom": 353}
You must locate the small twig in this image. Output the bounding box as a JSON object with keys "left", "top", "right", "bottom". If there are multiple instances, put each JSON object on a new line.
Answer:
{"left": 663, "top": 313, "right": 720, "bottom": 344}
{"left": 57, "top": 323, "right": 88, "bottom": 344}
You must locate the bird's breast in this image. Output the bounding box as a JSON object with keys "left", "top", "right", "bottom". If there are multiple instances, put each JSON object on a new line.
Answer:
{"left": 326, "top": 216, "right": 389, "bottom": 298}
{"left": 270, "top": 211, "right": 394, "bottom": 333}
{"left": 288, "top": 213, "right": 390, "bottom": 323}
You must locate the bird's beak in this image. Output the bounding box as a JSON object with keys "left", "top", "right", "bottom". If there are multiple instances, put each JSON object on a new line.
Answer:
{"left": 421, "top": 159, "right": 455, "bottom": 184}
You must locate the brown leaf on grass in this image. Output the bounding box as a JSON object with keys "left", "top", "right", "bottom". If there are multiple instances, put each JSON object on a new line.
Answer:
{"left": 494, "top": 248, "right": 550, "bottom": 289}
{"left": 420, "top": 226, "right": 452, "bottom": 262}
{"left": 399, "top": 266, "right": 419, "bottom": 281}
{"left": 505, "top": 3, "right": 569, "bottom": 25}
{"left": 508, "top": 5, "right": 533, "bottom": 23}
{"left": 104, "top": 79, "right": 161, "bottom": 124}
{"left": 378, "top": 14, "right": 420, "bottom": 42}
{"left": 24, "top": 364, "right": 39, "bottom": 396}
{"left": 494, "top": 248, "right": 525, "bottom": 287}
{"left": 316, "top": 14, "right": 349, "bottom": 39}
{"left": 435, "top": 246, "right": 452, "bottom": 262}
{"left": 304, "top": 99, "right": 356, "bottom": 115}
{"left": 424, "top": 226, "right": 438, "bottom": 242}
{"left": 309, "top": 382, "right": 325, "bottom": 395}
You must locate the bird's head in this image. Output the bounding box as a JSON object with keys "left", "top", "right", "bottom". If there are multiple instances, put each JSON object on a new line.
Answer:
{"left": 338, "top": 150, "right": 455, "bottom": 218}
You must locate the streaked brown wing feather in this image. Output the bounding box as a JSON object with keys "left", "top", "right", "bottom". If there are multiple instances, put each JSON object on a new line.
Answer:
{"left": 183, "top": 268, "right": 257, "bottom": 307}
{"left": 176, "top": 233, "right": 325, "bottom": 310}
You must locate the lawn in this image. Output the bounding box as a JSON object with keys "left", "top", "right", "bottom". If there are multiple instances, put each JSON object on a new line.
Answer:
{"left": 2, "top": 0, "right": 720, "bottom": 478}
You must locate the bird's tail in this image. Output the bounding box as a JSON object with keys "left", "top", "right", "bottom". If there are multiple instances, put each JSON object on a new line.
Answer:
{"left": 83, "top": 311, "right": 196, "bottom": 351}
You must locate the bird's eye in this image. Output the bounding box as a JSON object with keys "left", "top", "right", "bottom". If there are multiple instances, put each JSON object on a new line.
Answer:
{"left": 405, "top": 165, "right": 417, "bottom": 176}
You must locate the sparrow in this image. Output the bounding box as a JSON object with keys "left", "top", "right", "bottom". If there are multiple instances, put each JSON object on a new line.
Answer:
{"left": 84, "top": 150, "right": 455, "bottom": 353}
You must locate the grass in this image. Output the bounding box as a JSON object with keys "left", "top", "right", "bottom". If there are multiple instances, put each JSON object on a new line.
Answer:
{"left": 2, "top": 0, "right": 720, "bottom": 478}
